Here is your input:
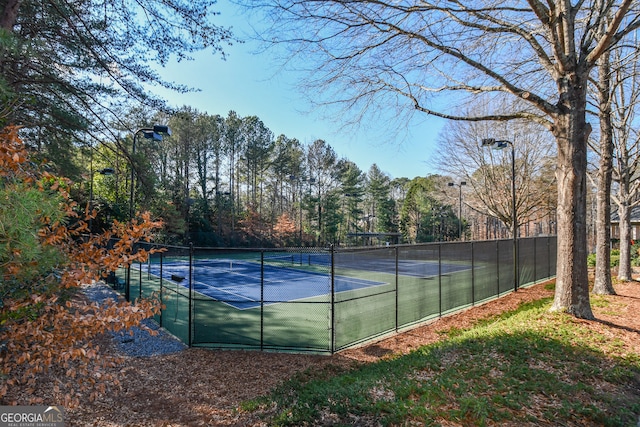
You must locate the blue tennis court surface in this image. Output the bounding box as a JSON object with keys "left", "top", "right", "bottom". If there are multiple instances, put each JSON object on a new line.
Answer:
{"left": 305, "top": 253, "right": 470, "bottom": 278}
{"left": 261, "top": 253, "right": 472, "bottom": 277}
{"left": 143, "top": 259, "right": 386, "bottom": 309}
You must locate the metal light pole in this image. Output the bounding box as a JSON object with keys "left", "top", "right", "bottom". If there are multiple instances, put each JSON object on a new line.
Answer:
{"left": 129, "top": 125, "right": 171, "bottom": 220}
{"left": 89, "top": 167, "right": 115, "bottom": 233}
{"left": 126, "top": 124, "right": 171, "bottom": 301}
{"left": 448, "top": 181, "right": 467, "bottom": 240}
{"left": 481, "top": 138, "right": 518, "bottom": 291}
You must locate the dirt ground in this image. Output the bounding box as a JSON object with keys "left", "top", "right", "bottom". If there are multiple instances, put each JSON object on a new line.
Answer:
{"left": 17, "top": 278, "right": 640, "bottom": 426}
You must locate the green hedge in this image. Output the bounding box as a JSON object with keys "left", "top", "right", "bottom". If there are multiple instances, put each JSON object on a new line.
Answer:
{"left": 587, "top": 247, "right": 640, "bottom": 268}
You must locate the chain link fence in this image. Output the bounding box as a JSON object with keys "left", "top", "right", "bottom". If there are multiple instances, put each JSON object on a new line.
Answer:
{"left": 115, "top": 236, "right": 556, "bottom": 354}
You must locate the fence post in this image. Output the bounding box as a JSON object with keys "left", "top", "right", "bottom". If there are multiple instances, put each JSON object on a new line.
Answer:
{"left": 547, "top": 235, "right": 558, "bottom": 277}
{"left": 515, "top": 237, "right": 520, "bottom": 291}
{"left": 261, "top": 250, "right": 264, "bottom": 351}
{"left": 471, "top": 242, "right": 475, "bottom": 306}
{"left": 533, "top": 237, "right": 537, "bottom": 283}
{"left": 330, "top": 244, "right": 335, "bottom": 354}
{"left": 395, "top": 245, "right": 399, "bottom": 332}
{"left": 496, "top": 240, "right": 500, "bottom": 297}
{"left": 125, "top": 267, "right": 131, "bottom": 302}
{"left": 138, "top": 259, "right": 142, "bottom": 300}
{"left": 438, "top": 243, "right": 442, "bottom": 317}
{"left": 188, "top": 243, "right": 193, "bottom": 347}
{"left": 159, "top": 251, "right": 164, "bottom": 328}
{"left": 549, "top": 237, "right": 552, "bottom": 279}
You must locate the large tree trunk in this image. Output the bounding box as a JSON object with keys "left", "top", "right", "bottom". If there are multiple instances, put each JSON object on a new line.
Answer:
{"left": 594, "top": 169, "right": 615, "bottom": 293}
{"left": 594, "top": 159, "right": 615, "bottom": 294}
{"left": 617, "top": 202, "right": 632, "bottom": 281}
{"left": 0, "top": 0, "right": 20, "bottom": 31}
{"left": 593, "top": 52, "right": 615, "bottom": 295}
{"left": 550, "top": 77, "right": 594, "bottom": 319}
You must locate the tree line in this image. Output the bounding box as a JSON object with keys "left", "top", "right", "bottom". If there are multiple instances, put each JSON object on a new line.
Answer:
{"left": 85, "top": 107, "right": 480, "bottom": 247}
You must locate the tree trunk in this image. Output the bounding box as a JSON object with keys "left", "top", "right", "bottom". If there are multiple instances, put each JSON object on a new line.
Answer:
{"left": 0, "top": 0, "right": 20, "bottom": 31}
{"left": 550, "top": 77, "right": 594, "bottom": 319}
{"left": 594, "top": 171, "right": 615, "bottom": 294}
{"left": 593, "top": 52, "right": 616, "bottom": 295}
{"left": 618, "top": 202, "right": 632, "bottom": 281}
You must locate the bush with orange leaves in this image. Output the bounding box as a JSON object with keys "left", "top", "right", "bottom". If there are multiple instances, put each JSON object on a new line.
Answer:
{"left": 0, "top": 127, "right": 164, "bottom": 407}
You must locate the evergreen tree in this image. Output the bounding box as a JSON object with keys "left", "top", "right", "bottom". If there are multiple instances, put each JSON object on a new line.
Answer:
{"left": 400, "top": 176, "right": 457, "bottom": 243}
{"left": 338, "top": 160, "right": 365, "bottom": 244}
{"left": 306, "top": 139, "right": 338, "bottom": 243}
{"left": 366, "top": 164, "right": 395, "bottom": 234}
{"left": 1, "top": 0, "right": 233, "bottom": 169}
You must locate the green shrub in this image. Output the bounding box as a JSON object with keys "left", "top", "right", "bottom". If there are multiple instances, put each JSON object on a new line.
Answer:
{"left": 611, "top": 251, "right": 620, "bottom": 267}
{"left": 586, "top": 250, "right": 620, "bottom": 268}
{"left": 631, "top": 241, "right": 640, "bottom": 266}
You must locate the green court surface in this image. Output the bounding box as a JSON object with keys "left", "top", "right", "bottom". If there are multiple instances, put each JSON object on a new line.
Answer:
{"left": 116, "top": 236, "right": 556, "bottom": 353}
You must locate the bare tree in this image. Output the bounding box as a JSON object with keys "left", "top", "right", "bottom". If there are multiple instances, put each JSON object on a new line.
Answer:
{"left": 251, "top": 0, "right": 640, "bottom": 318}
{"left": 610, "top": 44, "right": 640, "bottom": 281}
{"left": 589, "top": 37, "right": 640, "bottom": 287}
{"left": 591, "top": 48, "right": 616, "bottom": 295}
{"left": 436, "top": 117, "right": 556, "bottom": 236}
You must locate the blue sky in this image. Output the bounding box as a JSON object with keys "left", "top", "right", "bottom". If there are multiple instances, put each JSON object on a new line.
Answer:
{"left": 151, "top": 1, "right": 444, "bottom": 180}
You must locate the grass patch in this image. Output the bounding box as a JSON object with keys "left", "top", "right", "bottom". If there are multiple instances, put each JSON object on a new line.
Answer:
{"left": 244, "top": 297, "right": 640, "bottom": 426}
{"left": 590, "top": 295, "right": 612, "bottom": 308}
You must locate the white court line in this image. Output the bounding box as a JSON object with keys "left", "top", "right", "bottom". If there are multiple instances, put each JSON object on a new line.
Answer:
{"left": 153, "top": 260, "right": 264, "bottom": 283}
{"left": 135, "top": 265, "right": 256, "bottom": 303}
{"left": 142, "top": 261, "right": 391, "bottom": 308}
{"left": 156, "top": 261, "right": 300, "bottom": 288}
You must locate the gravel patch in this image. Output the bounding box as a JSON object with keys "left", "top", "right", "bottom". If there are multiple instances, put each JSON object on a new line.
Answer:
{"left": 83, "top": 282, "right": 187, "bottom": 357}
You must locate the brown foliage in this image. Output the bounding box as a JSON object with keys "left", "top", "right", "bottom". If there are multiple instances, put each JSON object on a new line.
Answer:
{"left": 273, "top": 212, "right": 297, "bottom": 246}
{"left": 238, "top": 205, "right": 273, "bottom": 244}
{"left": 273, "top": 212, "right": 296, "bottom": 236}
{"left": 0, "top": 127, "right": 164, "bottom": 407}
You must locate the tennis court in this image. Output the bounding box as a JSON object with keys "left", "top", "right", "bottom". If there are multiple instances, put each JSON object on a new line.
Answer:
{"left": 143, "top": 258, "right": 387, "bottom": 309}
{"left": 121, "top": 236, "right": 557, "bottom": 353}
{"left": 295, "top": 252, "right": 473, "bottom": 278}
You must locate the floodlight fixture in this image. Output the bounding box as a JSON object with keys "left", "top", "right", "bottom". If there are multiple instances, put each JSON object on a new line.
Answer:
{"left": 153, "top": 124, "right": 171, "bottom": 136}
{"left": 143, "top": 130, "right": 163, "bottom": 141}
{"left": 481, "top": 138, "right": 496, "bottom": 146}
{"left": 481, "top": 137, "right": 518, "bottom": 291}
{"left": 98, "top": 167, "right": 115, "bottom": 175}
